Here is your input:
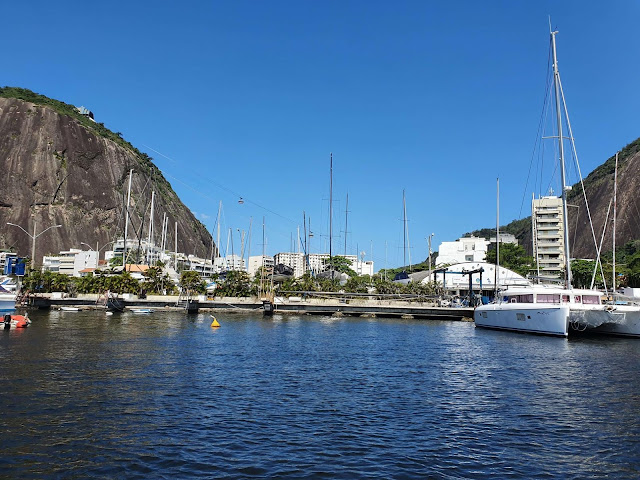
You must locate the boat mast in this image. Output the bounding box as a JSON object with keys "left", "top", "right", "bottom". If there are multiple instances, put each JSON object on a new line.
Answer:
{"left": 495, "top": 177, "right": 499, "bottom": 298}
{"left": 613, "top": 151, "right": 618, "bottom": 294}
{"left": 551, "top": 30, "right": 572, "bottom": 289}
{"left": 329, "top": 153, "right": 333, "bottom": 265}
{"left": 402, "top": 189, "right": 407, "bottom": 271}
{"left": 344, "top": 193, "right": 349, "bottom": 256}
{"left": 123, "top": 169, "right": 133, "bottom": 270}
{"left": 147, "top": 190, "right": 155, "bottom": 265}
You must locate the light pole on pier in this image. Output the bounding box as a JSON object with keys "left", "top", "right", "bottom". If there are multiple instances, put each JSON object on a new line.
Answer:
{"left": 7, "top": 221, "right": 62, "bottom": 269}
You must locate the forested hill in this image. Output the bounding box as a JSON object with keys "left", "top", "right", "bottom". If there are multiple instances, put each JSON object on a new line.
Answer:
{"left": 465, "top": 137, "right": 640, "bottom": 259}
{"left": 0, "top": 87, "right": 213, "bottom": 262}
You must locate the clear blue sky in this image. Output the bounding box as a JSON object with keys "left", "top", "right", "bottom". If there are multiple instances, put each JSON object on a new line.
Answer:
{"left": 5, "top": 1, "right": 639, "bottom": 269}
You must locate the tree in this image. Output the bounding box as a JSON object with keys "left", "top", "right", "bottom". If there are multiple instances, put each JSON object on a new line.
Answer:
{"left": 215, "top": 271, "right": 253, "bottom": 297}
{"left": 485, "top": 243, "right": 534, "bottom": 277}
{"left": 179, "top": 270, "right": 206, "bottom": 295}
{"left": 323, "top": 256, "right": 357, "bottom": 277}
{"left": 143, "top": 266, "right": 175, "bottom": 294}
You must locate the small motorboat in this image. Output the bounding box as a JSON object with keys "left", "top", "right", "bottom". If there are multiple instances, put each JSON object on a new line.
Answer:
{"left": 131, "top": 308, "right": 154, "bottom": 314}
{"left": 3, "top": 313, "right": 31, "bottom": 329}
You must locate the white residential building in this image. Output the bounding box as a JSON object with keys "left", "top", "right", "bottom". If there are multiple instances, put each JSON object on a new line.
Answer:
{"left": 184, "top": 255, "right": 216, "bottom": 277}
{"left": 436, "top": 236, "right": 489, "bottom": 266}
{"left": 273, "top": 252, "right": 373, "bottom": 278}
{"left": 110, "top": 238, "right": 162, "bottom": 265}
{"left": 42, "top": 249, "right": 98, "bottom": 277}
{"left": 532, "top": 195, "right": 565, "bottom": 279}
{"left": 248, "top": 255, "right": 274, "bottom": 277}
{"left": 489, "top": 233, "right": 518, "bottom": 245}
{"left": 274, "top": 252, "right": 307, "bottom": 278}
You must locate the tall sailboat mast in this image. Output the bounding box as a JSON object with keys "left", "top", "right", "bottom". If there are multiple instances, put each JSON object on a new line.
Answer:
{"left": 147, "top": 190, "right": 155, "bottom": 265}
{"left": 123, "top": 169, "right": 133, "bottom": 270}
{"left": 329, "top": 152, "right": 333, "bottom": 263}
{"left": 612, "top": 151, "right": 619, "bottom": 293}
{"left": 495, "top": 177, "right": 499, "bottom": 298}
{"left": 551, "top": 30, "right": 572, "bottom": 289}
{"left": 344, "top": 193, "right": 349, "bottom": 256}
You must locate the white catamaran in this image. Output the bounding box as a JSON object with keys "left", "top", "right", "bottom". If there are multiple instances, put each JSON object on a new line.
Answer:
{"left": 474, "top": 29, "right": 640, "bottom": 337}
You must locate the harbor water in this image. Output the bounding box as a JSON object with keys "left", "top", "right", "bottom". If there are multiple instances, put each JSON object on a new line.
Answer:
{"left": 2, "top": 310, "right": 640, "bottom": 479}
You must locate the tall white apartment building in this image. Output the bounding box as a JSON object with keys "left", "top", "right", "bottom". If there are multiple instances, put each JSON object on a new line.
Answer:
{"left": 532, "top": 196, "right": 565, "bottom": 279}
{"left": 274, "top": 252, "right": 307, "bottom": 278}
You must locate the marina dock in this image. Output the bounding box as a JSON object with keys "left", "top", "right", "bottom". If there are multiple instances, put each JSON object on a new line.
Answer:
{"left": 22, "top": 293, "right": 474, "bottom": 321}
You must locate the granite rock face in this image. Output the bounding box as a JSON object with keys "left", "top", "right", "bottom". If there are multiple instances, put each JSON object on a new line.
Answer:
{"left": 0, "top": 96, "right": 213, "bottom": 263}
{"left": 567, "top": 139, "right": 640, "bottom": 259}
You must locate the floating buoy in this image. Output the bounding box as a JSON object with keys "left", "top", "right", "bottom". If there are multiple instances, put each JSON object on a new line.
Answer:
{"left": 210, "top": 316, "right": 220, "bottom": 328}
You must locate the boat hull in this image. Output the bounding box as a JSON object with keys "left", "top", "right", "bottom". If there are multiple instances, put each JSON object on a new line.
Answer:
{"left": 475, "top": 303, "right": 570, "bottom": 337}
{"left": 591, "top": 306, "right": 640, "bottom": 337}
{"left": 0, "top": 293, "right": 17, "bottom": 312}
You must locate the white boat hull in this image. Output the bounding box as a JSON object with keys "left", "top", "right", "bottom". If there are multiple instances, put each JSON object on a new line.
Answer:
{"left": 0, "top": 293, "right": 17, "bottom": 312}
{"left": 589, "top": 306, "right": 640, "bottom": 337}
{"left": 475, "top": 303, "right": 570, "bottom": 337}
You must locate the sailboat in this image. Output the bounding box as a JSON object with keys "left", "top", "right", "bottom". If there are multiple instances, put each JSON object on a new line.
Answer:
{"left": 393, "top": 190, "right": 411, "bottom": 284}
{"left": 584, "top": 153, "right": 640, "bottom": 337}
{"left": 474, "top": 29, "right": 635, "bottom": 337}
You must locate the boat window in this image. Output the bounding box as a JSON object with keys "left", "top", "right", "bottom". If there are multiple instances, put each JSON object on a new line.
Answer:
{"left": 509, "top": 294, "right": 534, "bottom": 303}
{"left": 582, "top": 295, "right": 600, "bottom": 305}
{"left": 574, "top": 296, "right": 582, "bottom": 303}
{"left": 562, "top": 295, "right": 570, "bottom": 303}
{"left": 537, "top": 294, "right": 561, "bottom": 304}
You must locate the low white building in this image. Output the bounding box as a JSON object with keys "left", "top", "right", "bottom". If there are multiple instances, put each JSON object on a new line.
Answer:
{"left": 42, "top": 249, "right": 98, "bottom": 277}
{"left": 422, "top": 261, "right": 529, "bottom": 297}
{"left": 436, "top": 236, "right": 489, "bottom": 265}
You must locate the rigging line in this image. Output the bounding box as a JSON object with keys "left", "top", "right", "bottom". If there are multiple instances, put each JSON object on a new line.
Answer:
{"left": 557, "top": 75, "right": 601, "bottom": 261}
{"left": 520, "top": 40, "right": 554, "bottom": 218}
{"left": 590, "top": 197, "right": 613, "bottom": 289}
{"left": 143, "top": 145, "right": 297, "bottom": 224}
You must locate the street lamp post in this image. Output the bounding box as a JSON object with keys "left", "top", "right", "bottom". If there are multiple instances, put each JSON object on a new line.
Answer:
{"left": 7, "top": 221, "right": 62, "bottom": 269}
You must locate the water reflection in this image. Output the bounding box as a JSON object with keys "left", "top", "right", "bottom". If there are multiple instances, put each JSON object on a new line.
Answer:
{"left": 1, "top": 310, "right": 640, "bottom": 478}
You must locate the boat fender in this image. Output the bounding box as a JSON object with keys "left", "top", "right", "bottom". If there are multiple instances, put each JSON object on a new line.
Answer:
{"left": 3, "top": 314, "right": 10, "bottom": 329}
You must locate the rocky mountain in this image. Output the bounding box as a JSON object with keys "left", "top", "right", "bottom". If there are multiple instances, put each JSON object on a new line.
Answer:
{"left": 467, "top": 137, "right": 640, "bottom": 259}
{"left": 0, "top": 87, "right": 213, "bottom": 264}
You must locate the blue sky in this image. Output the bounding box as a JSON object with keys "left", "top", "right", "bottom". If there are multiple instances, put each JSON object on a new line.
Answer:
{"left": 5, "top": 1, "right": 639, "bottom": 270}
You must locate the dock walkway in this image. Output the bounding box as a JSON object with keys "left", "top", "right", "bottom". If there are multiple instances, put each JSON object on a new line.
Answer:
{"left": 23, "top": 293, "right": 474, "bottom": 321}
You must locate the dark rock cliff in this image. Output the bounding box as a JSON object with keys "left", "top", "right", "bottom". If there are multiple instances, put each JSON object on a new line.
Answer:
{"left": 468, "top": 138, "right": 640, "bottom": 259}
{"left": 568, "top": 138, "right": 640, "bottom": 258}
{"left": 0, "top": 92, "right": 213, "bottom": 263}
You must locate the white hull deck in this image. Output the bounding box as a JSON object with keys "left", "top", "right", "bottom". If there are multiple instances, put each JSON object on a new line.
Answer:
{"left": 475, "top": 303, "right": 570, "bottom": 337}
{"left": 0, "top": 293, "right": 17, "bottom": 312}
{"left": 580, "top": 305, "right": 640, "bottom": 337}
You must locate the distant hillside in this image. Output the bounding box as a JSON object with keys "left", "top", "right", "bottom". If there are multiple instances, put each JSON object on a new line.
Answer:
{"left": 0, "top": 87, "right": 213, "bottom": 262}
{"left": 465, "top": 137, "right": 640, "bottom": 258}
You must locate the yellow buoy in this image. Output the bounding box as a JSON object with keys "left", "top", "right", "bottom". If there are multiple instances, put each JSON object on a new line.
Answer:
{"left": 210, "top": 316, "right": 220, "bottom": 328}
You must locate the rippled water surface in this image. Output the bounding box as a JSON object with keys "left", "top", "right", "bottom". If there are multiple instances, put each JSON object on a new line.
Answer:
{"left": 2, "top": 310, "right": 640, "bottom": 479}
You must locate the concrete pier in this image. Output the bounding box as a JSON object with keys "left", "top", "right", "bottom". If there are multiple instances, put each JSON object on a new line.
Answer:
{"left": 22, "top": 293, "right": 474, "bottom": 321}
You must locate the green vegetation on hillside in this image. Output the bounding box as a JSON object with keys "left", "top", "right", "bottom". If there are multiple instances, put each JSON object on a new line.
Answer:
{"left": 485, "top": 243, "right": 534, "bottom": 277}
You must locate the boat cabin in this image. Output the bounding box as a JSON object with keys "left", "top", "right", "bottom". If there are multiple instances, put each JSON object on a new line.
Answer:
{"left": 503, "top": 289, "right": 602, "bottom": 305}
